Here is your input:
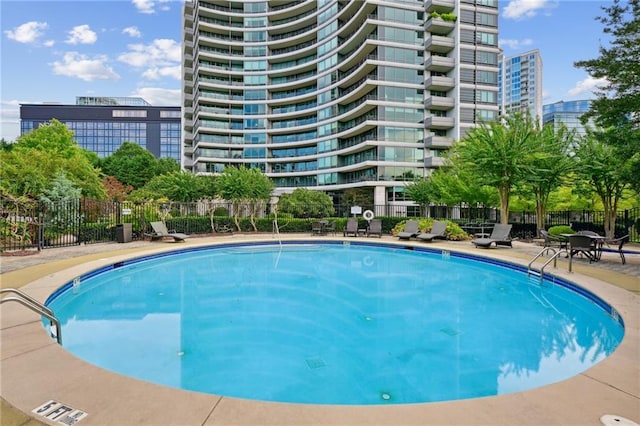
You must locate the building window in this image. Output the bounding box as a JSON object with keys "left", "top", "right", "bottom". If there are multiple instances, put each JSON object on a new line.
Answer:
{"left": 112, "top": 110, "right": 147, "bottom": 118}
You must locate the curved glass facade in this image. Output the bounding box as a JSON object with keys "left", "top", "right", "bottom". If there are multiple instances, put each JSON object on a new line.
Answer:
{"left": 182, "top": 0, "right": 499, "bottom": 202}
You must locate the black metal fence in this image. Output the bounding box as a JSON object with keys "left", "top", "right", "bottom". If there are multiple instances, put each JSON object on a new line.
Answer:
{"left": 1, "top": 197, "right": 638, "bottom": 253}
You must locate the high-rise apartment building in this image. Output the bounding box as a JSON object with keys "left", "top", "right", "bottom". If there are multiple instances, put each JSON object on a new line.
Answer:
{"left": 543, "top": 99, "right": 593, "bottom": 137}
{"left": 20, "top": 97, "right": 182, "bottom": 160}
{"left": 498, "top": 49, "right": 542, "bottom": 122}
{"left": 182, "top": 0, "right": 499, "bottom": 205}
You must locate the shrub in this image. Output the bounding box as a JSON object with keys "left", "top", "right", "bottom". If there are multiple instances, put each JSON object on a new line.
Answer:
{"left": 548, "top": 225, "right": 574, "bottom": 236}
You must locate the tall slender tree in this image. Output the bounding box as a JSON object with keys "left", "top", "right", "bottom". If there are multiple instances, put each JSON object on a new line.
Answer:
{"left": 523, "top": 123, "right": 576, "bottom": 234}
{"left": 451, "top": 113, "right": 538, "bottom": 224}
{"left": 574, "top": 128, "right": 631, "bottom": 238}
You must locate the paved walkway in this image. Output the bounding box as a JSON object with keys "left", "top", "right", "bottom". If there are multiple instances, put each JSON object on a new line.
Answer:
{"left": 3, "top": 235, "right": 639, "bottom": 292}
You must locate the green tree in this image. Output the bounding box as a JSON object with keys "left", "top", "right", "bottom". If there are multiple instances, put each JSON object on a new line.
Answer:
{"left": 216, "top": 166, "right": 274, "bottom": 231}
{"left": 519, "top": 123, "right": 575, "bottom": 234}
{"left": 39, "top": 170, "right": 82, "bottom": 203}
{"left": 341, "top": 188, "right": 373, "bottom": 208}
{"left": 574, "top": 0, "right": 640, "bottom": 195}
{"left": 100, "top": 142, "right": 157, "bottom": 189}
{"left": 427, "top": 165, "right": 498, "bottom": 209}
{"left": 405, "top": 178, "right": 433, "bottom": 217}
{"left": 155, "top": 157, "right": 180, "bottom": 176}
{"left": 0, "top": 120, "right": 105, "bottom": 199}
{"left": 574, "top": 128, "right": 632, "bottom": 238}
{"left": 278, "top": 188, "right": 334, "bottom": 218}
{"left": 140, "top": 171, "right": 202, "bottom": 202}
{"left": 574, "top": 0, "right": 640, "bottom": 129}
{"left": 451, "top": 113, "right": 537, "bottom": 224}
{"left": 196, "top": 175, "right": 218, "bottom": 199}
{"left": 39, "top": 171, "right": 82, "bottom": 239}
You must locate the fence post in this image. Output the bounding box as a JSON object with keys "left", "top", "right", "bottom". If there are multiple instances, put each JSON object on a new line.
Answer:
{"left": 37, "top": 201, "right": 44, "bottom": 251}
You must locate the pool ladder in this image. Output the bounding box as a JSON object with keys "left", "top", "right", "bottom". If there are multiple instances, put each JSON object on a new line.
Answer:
{"left": 527, "top": 248, "right": 564, "bottom": 283}
{"left": 0, "top": 288, "right": 62, "bottom": 344}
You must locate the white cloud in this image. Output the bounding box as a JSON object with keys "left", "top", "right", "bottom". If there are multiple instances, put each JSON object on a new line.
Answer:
{"left": 502, "top": 0, "right": 555, "bottom": 20}
{"left": 132, "top": 87, "right": 181, "bottom": 106}
{"left": 142, "top": 65, "right": 181, "bottom": 80}
{"left": 118, "top": 39, "right": 181, "bottom": 80}
{"left": 132, "top": 0, "right": 155, "bottom": 14}
{"left": 66, "top": 25, "right": 97, "bottom": 45}
{"left": 123, "top": 26, "right": 142, "bottom": 38}
{"left": 132, "top": 0, "right": 173, "bottom": 14}
{"left": 51, "top": 52, "right": 120, "bottom": 82}
{"left": 4, "top": 21, "right": 48, "bottom": 44}
{"left": 44, "top": 40, "right": 55, "bottom": 47}
{"left": 499, "top": 38, "right": 534, "bottom": 50}
{"left": 568, "top": 76, "right": 608, "bottom": 96}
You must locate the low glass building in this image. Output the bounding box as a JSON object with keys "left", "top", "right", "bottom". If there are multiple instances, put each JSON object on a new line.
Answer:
{"left": 20, "top": 97, "right": 181, "bottom": 161}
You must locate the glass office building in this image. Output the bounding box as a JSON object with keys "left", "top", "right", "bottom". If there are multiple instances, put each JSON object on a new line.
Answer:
{"left": 182, "top": 0, "right": 499, "bottom": 204}
{"left": 498, "top": 49, "right": 542, "bottom": 122}
{"left": 543, "top": 99, "right": 593, "bottom": 137}
{"left": 20, "top": 97, "right": 181, "bottom": 160}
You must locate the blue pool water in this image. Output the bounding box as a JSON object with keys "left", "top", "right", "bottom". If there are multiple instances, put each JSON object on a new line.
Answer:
{"left": 46, "top": 242, "right": 624, "bottom": 405}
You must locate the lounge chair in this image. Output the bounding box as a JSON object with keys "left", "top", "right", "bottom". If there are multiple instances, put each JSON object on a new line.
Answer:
{"left": 416, "top": 220, "right": 447, "bottom": 242}
{"left": 343, "top": 218, "right": 358, "bottom": 237}
{"left": 367, "top": 219, "right": 382, "bottom": 238}
{"left": 397, "top": 220, "right": 420, "bottom": 240}
{"left": 472, "top": 224, "right": 513, "bottom": 248}
{"left": 148, "top": 221, "right": 189, "bottom": 242}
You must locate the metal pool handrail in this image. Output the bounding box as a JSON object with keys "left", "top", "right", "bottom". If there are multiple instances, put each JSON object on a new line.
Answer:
{"left": 0, "top": 288, "right": 62, "bottom": 344}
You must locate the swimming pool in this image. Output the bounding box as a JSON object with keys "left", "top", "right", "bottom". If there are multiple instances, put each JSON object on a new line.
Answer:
{"left": 45, "top": 241, "right": 624, "bottom": 405}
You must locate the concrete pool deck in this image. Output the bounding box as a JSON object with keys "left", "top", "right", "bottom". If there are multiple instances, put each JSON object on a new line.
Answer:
{"left": 1, "top": 234, "right": 639, "bottom": 426}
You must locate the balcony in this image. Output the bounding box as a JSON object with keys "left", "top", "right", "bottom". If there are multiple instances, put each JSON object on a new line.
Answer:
{"left": 425, "top": 96, "right": 454, "bottom": 110}
{"left": 425, "top": 17, "right": 454, "bottom": 35}
{"left": 424, "top": 135, "right": 454, "bottom": 148}
{"left": 424, "top": 156, "right": 446, "bottom": 167}
{"left": 426, "top": 35, "right": 454, "bottom": 53}
{"left": 426, "top": 0, "right": 455, "bottom": 13}
{"left": 425, "top": 55, "right": 454, "bottom": 72}
{"left": 425, "top": 76, "right": 455, "bottom": 91}
{"left": 425, "top": 116, "right": 454, "bottom": 130}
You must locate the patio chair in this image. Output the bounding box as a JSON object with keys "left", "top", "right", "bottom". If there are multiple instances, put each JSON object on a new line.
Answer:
{"left": 472, "top": 224, "right": 513, "bottom": 248}
{"left": 148, "top": 221, "right": 189, "bottom": 242}
{"left": 397, "top": 220, "right": 420, "bottom": 240}
{"left": 325, "top": 221, "right": 337, "bottom": 236}
{"left": 416, "top": 220, "right": 447, "bottom": 242}
{"left": 567, "top": 234, "right": 597, "bottom": 271}
{"left": 540, "top": 229, "right": 568, "bottom": 256}
{"left": 367, "top": 219, "right": 383, "bottom": 238}
{"left": 311, "top": 221, "right": 324, "bottom": 236}
{"left": 343, "top": 218, "right": 358, "bottom": 237}
{"left": 605, "top": 234, "right": 629, "bottom": 265}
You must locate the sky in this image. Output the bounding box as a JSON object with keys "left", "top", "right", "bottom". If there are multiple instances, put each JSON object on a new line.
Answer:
{"left": 0, "top": 0, "right": 613, "bottom": 142}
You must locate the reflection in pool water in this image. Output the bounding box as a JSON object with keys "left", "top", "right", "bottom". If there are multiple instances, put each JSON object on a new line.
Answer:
{"left": 46, "top": 242, "right": 624, "bottom": 405}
